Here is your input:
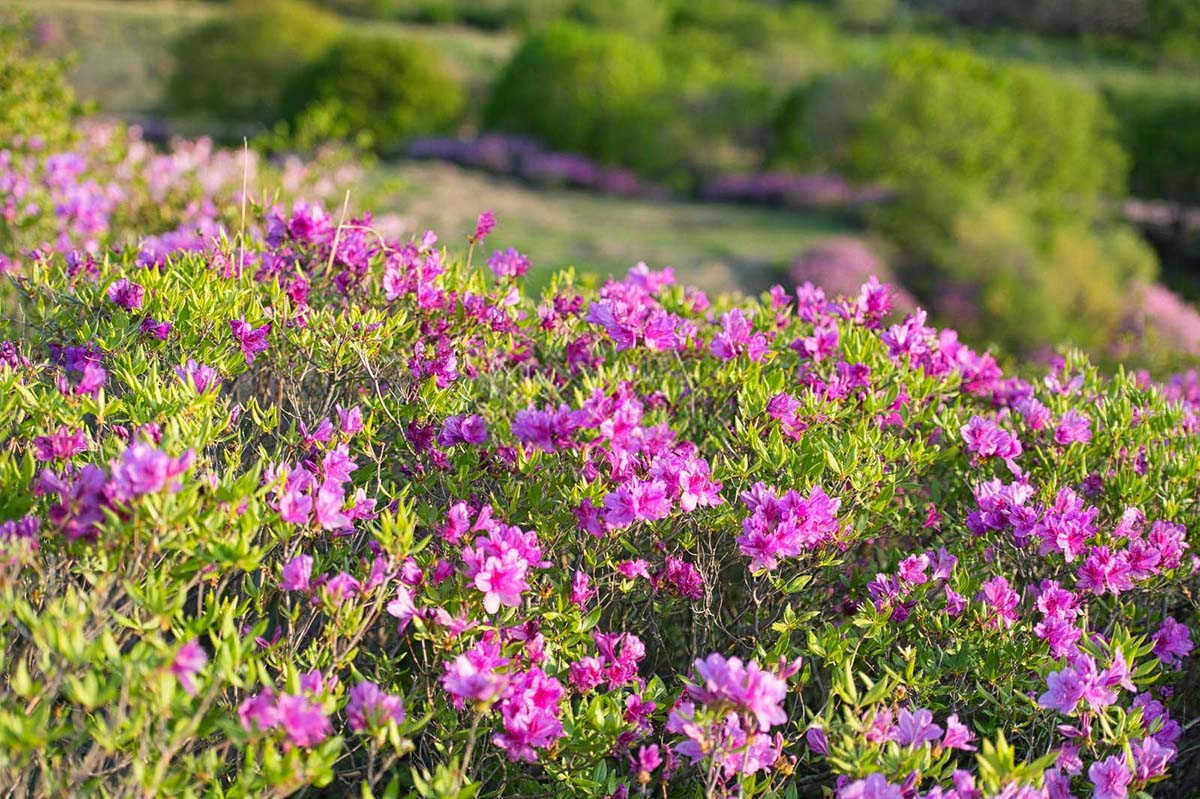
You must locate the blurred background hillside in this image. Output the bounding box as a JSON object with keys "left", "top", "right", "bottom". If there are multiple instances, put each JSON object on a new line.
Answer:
{"left": 4, "top": 0, "right": 1200, "bottom": 371}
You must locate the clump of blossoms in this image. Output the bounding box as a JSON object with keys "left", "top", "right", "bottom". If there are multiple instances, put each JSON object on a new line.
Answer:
{"left": 737, "top": 482, "right": 842, "bottom": 571}
{"left": 440, "top": 634, "right": 569, "bottom": 764}
{"left": 667, "top": 655, "right": 800, "bottom": 793}
{"left": 239, "top": 672, "right": 334, "bottom": 749}
{"left": 448, "top": 503, "right": 548, "bottom": 614}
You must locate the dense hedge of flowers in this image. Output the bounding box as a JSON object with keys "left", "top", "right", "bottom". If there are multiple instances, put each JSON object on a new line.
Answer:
{"left": 0, "top": 122, "right": 1198, "bottom": 799}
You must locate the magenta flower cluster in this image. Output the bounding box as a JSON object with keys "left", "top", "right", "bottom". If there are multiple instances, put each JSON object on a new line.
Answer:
{"left": 5, "top": 117, "right": 1198, "bottom": 799}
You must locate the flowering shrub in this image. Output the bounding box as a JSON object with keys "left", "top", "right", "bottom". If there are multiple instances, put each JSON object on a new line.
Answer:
{"left": 0, "top": 118, "right": 364, "bottom": 271}
{"left": 0, "top": 118, "right": 1198, "bottom": 799}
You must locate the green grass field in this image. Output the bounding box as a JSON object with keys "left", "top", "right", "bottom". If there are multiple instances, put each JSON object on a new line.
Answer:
{"left": 341, "top": 159, "right": 856, "bottom": 295}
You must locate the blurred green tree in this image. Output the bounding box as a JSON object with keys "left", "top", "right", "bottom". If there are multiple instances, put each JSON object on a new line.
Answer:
{"left": 166, "top": 0, "right": 341, "bottom": 127}
{"left": 484, "top": 22, "right": 685, "bottom": 179}
{"left": 279, "top": 34, "right": 464, "bottom": 155}
{"left": 0, "top": 24, "right": 78, "bottom": 152}
{"left": 777, "top": 40, "right": 1151, "bottom": 355}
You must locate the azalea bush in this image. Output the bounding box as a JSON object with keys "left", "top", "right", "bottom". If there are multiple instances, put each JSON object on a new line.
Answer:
{"left": 1, "top": 110, "right": 1199, "bottom": 799}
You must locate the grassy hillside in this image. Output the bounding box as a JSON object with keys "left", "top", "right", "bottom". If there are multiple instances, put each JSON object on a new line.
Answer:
{"left": 358, "top": 160, "right": 855, "bottom": 294}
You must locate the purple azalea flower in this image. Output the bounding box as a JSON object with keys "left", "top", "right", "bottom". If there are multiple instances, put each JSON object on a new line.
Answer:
{"left": 346, "top": 681, "right": 405, "bottom": 732}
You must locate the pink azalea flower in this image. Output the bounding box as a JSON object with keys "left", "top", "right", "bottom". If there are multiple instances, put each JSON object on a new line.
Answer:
{"left": 229, "top": 318, "right": 271, "bottom": 365}
{"left": 238, "top": 688, "right": 280, "bottom": 732}
{"left": 314, "top": 480, "right": 351, "bottom": 531}
{"left": 337, "top": 405, "right": 363, "bottom": 436}
{"left": 322, "top": 572, "right": 362, "bottom": 604}
{"left": 569, "top": 656, "right": 605, "bottom": 693}
{"left": 346, "top": 681, "right": 405, "bottom": 732}
{"left": 1054, "top": 409, "right": 1092, "bottom": 445}
{"left": 1088, "top": 754, "right": 1131, "bottom": 799}
{"left": 685, "top": 653, "right": 789, "bottom": 732}
{"left": 474, "top": 549, "right": 530, "bottom": 614}
{"left": 281, "top": 554, "right": 313, "bottom": 591}
{"left": 471, "top": 210, "right": 495, "bottom": 243}
{"left": 170, "top": 639, "right": 207, "bottom": 696}
{"left": 710, "top": 309, "right": 768, "bottom": 362}
{"left": 942, "top": 713, "right": 976, "bottom": 751}
{"left": 33, "top": 426, "right": 88, "bottom": 461}
{"left": 175, "top": 359, "right": 221, "bottom": 394}
{"left": 569, "top": 570, "right": 594, "bottom": 608}
{"left": 960, "top": 415, "right": 1022, "bottom": 466}
{"left": 491, "top": 667, "right": 565, "bottom": 762}
{"left": 894, "top": 707, "right": 942, "bottom": 746}
{"left": 386, "top": 585, "right": 417, "bottom": 632}
{"left": 1152, "top": 617, "right": 1193, "bottom": 668}
{"left": 276, "top": 693, "right": 331, "bottom": 748}
{"left": 487, "top": 247, "right": 530, "bottom": 279}
{"left": 836, "top": 774, "right": 903, "bottom": 799}
{"left": 109, "top": 442, "right": 193, "bottom": 501}
{"left": 617, "top": 559, "right": 651, "bottom": 580}
{"left": 1039, "top": 666, "right": 1085, "bottom": 715}
{"left": 442, "top": 638, "right": 509, "bottom": 709}
{"left": 106, "top": 278, "right": 143, "bottom": 311}
{"left": 1131, "top": 736, "right": 1174, "bottom": 781}
{"left": 978, "top": 575, "right": 1020, "bottom": 628}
